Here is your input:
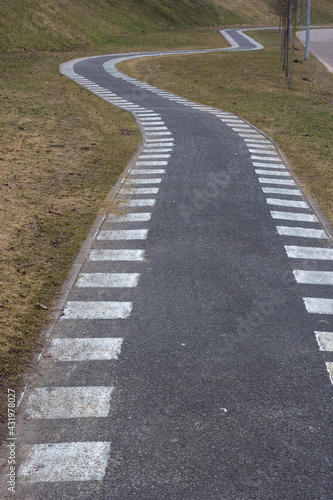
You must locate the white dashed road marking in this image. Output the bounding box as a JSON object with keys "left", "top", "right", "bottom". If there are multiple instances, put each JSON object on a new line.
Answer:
{"left": 293, "top": 270, "right": 333, "bottom": 285}
{"left": 276, "top": 226, "right": 328, "bottom": 239}
{"left": 97, "top": 229, "right": 148, "bottom": 240}
{"left": 315, "top": 332, "right": 333, "bottom": 351}
{"left": 25, "top": 387, "right": 114, "bottom": 419}
{"left": 303, "top": 298, "right": 333, "bottom": 314}
{"left": 48, "top": 337, "right": 123, "bottom": 361}
{"left": 19, "top": 442, "right": 111, "bottom": 482}
{"left": 255, "top": 170, "right": 290, "bottom": 176}
{"left": 62, "top": 301, "right": 133, "bottom": 319}
{"left": 266, "top": 198, "right": 308, "bottom": 208}
{"left": 106, "top": 212, "right": 152, "bottom": 222}
{"left": 284, "top": 246, "right": 333, "bottom": 260}
{"left": 270, "top": 211, "right": 318, "bottom": 222}
{"left": 76, "top": 273, "right": 140, "bottom": 288}
{"left": 121, "top": 199, "right": 156, "bottom": 207}
{"left": 262, "top": 187, "right": 302, "bottom": 195}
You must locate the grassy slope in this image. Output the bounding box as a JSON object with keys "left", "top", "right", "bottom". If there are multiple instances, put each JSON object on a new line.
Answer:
{"left": 0, "top": 1, "right": 332, "bottom": 421}
{"left": 0, "top": 0, "right": 243, "bottom": 53}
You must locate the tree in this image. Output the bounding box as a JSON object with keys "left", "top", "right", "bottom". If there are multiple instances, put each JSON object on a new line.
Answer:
{"left": 277, "top": 0, "right": 301, "bottom": 88}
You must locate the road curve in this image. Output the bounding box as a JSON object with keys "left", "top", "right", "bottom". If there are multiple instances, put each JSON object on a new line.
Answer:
{"left": 2, "top": 29, "right": 333, "bottom": 500}
{"left": 297, "top": 28, "right": 333, "bottom": 73}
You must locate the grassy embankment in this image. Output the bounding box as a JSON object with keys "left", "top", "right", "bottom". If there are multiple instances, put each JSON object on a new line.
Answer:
{"left": 0, "top": 0, "right": 332, "bottom": 420}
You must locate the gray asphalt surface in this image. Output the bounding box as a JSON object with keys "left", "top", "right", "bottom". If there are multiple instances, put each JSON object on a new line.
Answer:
{"left": 1, "top": 29, "right": 332, "bottom": 500}
{"left": 297, "top": 28, "right": 333, "bottom": 72}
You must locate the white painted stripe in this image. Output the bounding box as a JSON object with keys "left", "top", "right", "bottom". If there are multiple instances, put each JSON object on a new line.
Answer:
{"left": 245, "top": 141, "right": 272, "bottom": 146}
{"left": 97, "top": 229, "right": 148, "bottom": 240}
{"left": 106, "top": 98, "right": 126, "bottom": 101}
{"left": 128, "top": 178, "right": 161, "bottom": 184}
{"left": 326, "top": 363, "right": 333, "bottom": 384}
{"left": 120, "top": 187, "right": 159, "bottom": 194}
{"left": 121, "top": 199, "right": 156, "bottom": 207}
{"left": 246, "top": 140, "right": 273, "bottom": 145}
{"left": 249, "top": 149, "right": 277, "bottom": 154}
{"left": 107, "top": 212, "right": 151, "bottom": 222}
{"left": 255, "top": 170, "right": 290, "bottom": 176}
{"left": 259, "top": 178, "right": 296, "bottom": 185}
{"left": 221, "top": 119, "right": 244, "bottom": 123}
{"left": 89, "top": 249, "right": 145, "bottom": 261}
{"left": 140, "top": 122, "right": 164, "bottom": 125}
{"left": 266, "top": 198, "right": 308, "bottom": 208}
{"left": 245, "top": 141, "right": 273, "bottom": 146}
{"left": 284, "top": 246, "right": 333, "bottom": 260}
{"left": 26, "top": 387, "right": 113, "bottom": 419}
{"left": 270, "top": 211, "right": 317, "bottom": 222}
{"left": 239, "top": 133, "right": 265, "bottom": 138}
{"left": 140, "top": 117, "right": 162, "bottom": 121}
{"left": 262, "top": 188, "right": 302, "bottom": 195}
{"left": 141, "top": 148, "right": 172, "bottom": 152}
{"left": 18, "top": 442, "right": 111, "bottom": 482}
{"left": 251, "top": 155, "right": 280, "bottom": 161}
{"left": 135, "top": 161, "right": 168, "bottom": 166}
{"left": 315, "top": 332, "right": 333, "bottom": 351}
{"left": 61, "top": 301, "right": 133, "bottom": 319}
{"left": 145, "top": 131, "right": 172, "bottom": 136}
{"left": 132, "top": 169, "right": 166, "bottom": 174}
{"left": 138, "top": 154, "right": 170, "bottom": 159}
{"left": 49, "top": 337, "right": 123, "bottom": 360}
{"left": 276, "top": 226, "right": 327, "bottom": 239}
{"left": 146, "top": 142, "right": 174, "bottom": 147}
{"left": 253, "top": 162, "right": 286, "bottom": 168}
{"left": 232, "top": 127, "right": 252, "bottom": 132}
{"left": 143, "top": 127, "right": 168, "bottom": 131}
{"left": 293, "top": 270, "right": 333, "bottom": 285}
{"left": 147, "top": 138, "right": 174, "bottom": 142}
{"left": 76, "top": 273, "right": 140, "bottom": 288}
{"left": 303, "top": 298, "right": 333, "bottom": 314}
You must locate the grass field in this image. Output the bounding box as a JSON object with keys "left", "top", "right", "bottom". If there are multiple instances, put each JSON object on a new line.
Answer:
{"left": 0, "top": 0, "right": 332, "bottom": 420}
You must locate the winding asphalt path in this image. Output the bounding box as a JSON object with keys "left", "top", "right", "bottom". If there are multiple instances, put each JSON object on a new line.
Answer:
{"left": 2, "top": 29, "right": 333, "bottom": 500}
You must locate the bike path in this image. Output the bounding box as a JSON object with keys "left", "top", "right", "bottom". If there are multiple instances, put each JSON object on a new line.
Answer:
{"left": 2, "top": 29, "right": 333, "bottom": 500}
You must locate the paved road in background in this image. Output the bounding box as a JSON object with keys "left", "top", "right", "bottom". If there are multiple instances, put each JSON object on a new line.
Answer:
{"left": 2, "top": 29, "right": 333, "bottom": 500}
{"left": 297, "top": 28, "right": 333, "bottom": 73}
